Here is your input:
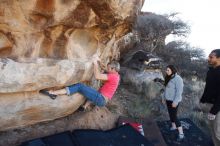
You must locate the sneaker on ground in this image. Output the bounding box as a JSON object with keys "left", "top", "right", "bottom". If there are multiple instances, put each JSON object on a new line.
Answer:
{"left": 177, "top": 134, "right": 185, "bottom": 141}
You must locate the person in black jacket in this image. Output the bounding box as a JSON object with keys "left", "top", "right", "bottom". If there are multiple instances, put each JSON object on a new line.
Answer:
{"left": 200, "top": 49, "right": 220, "bottom": 146}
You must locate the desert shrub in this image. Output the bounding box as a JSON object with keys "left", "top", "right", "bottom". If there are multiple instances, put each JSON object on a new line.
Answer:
{"left": 157, "top": 41, "right": 207, "bottom": 79}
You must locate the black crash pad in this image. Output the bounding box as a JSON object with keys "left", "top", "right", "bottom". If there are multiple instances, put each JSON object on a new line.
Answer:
{"left": 20, "top": 131, "right": 76, "bottom": 146}
{"left": 118, "top": 116, "right": 167, "bottom": 146}
{"left": 157, "top": 118, "right": 214, "bottom": 146}
{"left": 72, "top": 124, "right": 154, "bottom": 146}
{"left": 20, "top": 125, "right": 153, "bottom": 146}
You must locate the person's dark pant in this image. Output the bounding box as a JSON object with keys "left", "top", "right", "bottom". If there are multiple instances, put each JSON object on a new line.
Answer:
{"left": 166, "top": 100, "right": 181, "bottom": 128}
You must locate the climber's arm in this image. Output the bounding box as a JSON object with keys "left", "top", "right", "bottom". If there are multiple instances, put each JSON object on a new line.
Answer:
{"left": 93, "top": 57, "right": 108, "bottom": 81}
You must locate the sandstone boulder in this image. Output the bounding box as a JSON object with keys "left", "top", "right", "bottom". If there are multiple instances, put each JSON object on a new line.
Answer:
{"left": 0, "top": 0, "right": 144, "bottom": 131}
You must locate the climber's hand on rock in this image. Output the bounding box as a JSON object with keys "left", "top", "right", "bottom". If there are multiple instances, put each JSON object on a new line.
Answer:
{"left": 92, "top": 54, "right": 100, "bottom": 63}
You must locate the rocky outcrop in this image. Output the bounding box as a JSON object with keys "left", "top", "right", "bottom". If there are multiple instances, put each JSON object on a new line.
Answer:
{"left": 122, "top": 50, "right": 162, "bottom": 70}
{"left": 120, "top": 50, "right": 164, "bottom": 98}
{"left": 0, "top": 0, "right": 144, "bottom": 131}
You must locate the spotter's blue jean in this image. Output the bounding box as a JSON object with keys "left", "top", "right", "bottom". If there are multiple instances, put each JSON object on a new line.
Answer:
{"left": 66, "top": 83, "right": 106, "bottom": 107}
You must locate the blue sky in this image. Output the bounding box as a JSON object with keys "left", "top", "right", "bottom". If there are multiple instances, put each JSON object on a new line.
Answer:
{"left": 141, "top": 0, "right": 220, "bottom": 56}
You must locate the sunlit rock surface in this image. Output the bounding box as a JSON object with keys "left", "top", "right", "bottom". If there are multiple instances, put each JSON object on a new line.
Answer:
{"left": 0, "top": 0, "right": 144, "bottom": 131}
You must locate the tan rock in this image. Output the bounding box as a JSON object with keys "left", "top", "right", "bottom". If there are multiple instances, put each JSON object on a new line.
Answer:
{"left": 0, "top": 32, "right": 13, "bottom": 58}
{"left": 0, "top": 0, "right": 144, "bottom": 131}
{"left": 0, "top": 58, "right": 93, "bottom": 92}
{"left": 0, "top": 92, "right": 85, "bottom": 131}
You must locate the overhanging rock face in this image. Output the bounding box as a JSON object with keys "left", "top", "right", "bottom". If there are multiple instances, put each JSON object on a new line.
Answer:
{"left": 0, "top": 0, "right": 144, "bottom": 131}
